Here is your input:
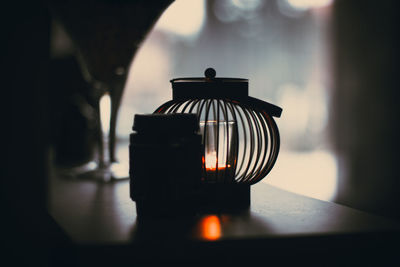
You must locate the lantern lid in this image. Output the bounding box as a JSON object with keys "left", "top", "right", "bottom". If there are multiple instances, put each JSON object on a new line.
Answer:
{"left": 169, "top": 68, "right": 282, "bottom": 118}
{"left": 171, "top": 68, "right": 249, "bottom": 101}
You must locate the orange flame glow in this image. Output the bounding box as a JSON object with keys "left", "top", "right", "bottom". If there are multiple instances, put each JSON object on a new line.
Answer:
{"left": 203, "top": 152, "right": 230, "bottom": 171}
{"left": 199, "top": 215, "right": 221, "bottom": 241}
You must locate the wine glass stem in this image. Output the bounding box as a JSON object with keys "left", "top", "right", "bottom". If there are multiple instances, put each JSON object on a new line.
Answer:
{"left": 98, "top": 88, "right": 123, "bottom": 168}
{"left": 108, "top": 83, "right": 124, "bottom": 163}
{"left": 99, "top": 93, "right": 111, "bottom": 168}
{"left": 109, "top": 97, "right": 118, "bottom": 163}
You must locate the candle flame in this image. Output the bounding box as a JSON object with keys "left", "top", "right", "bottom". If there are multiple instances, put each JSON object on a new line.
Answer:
{"left": 203, "top": 152, "right": 230, "bottom": 171}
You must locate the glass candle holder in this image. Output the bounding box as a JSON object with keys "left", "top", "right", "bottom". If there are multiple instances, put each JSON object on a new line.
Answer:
{"left": 200, "top": 120, "right": 237, "bottom": 183}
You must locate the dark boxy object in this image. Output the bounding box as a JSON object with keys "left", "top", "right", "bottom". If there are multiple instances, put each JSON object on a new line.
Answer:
{"left": 129, "top": 113, "right": 202, "bottom": 217}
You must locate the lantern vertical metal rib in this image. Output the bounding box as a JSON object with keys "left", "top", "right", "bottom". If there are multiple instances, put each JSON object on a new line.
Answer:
{"left": 154, "top": 98, "right": 280, "bottom": 185}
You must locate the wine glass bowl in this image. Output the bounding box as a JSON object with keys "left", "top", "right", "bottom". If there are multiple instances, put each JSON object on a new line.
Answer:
{"left": 50, "top": 0, "right": 173, "bottom": 181}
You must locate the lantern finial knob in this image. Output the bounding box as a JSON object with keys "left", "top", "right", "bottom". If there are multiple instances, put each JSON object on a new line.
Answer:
{"left": 204, "top": 68, "right": 216, "bottom": 79}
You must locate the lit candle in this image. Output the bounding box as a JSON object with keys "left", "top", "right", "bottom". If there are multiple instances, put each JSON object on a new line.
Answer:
{"left": 200, "top": 120, "right": 236, "bottom": 181}
{"left": 203, "top": 151, "right": 230, "bottom": 171}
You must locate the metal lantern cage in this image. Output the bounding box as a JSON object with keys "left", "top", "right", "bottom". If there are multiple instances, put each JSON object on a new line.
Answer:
{"left": 155, "top": 68, "right": 282, "bottom": 187}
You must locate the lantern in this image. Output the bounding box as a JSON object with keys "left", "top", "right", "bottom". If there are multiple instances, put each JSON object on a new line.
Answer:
{"left": 154, "top": 68, "right": 282, "bottom": 210}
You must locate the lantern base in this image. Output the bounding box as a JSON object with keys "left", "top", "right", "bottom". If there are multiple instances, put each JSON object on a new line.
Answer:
{"left": 134, "top": 184, "right": 251, "bottom": 218}
{"left": 135, "top": 199, "right": 198, "bottom": 218}
{"left": 197, "top": 184, "right": 250, "bottom": 212}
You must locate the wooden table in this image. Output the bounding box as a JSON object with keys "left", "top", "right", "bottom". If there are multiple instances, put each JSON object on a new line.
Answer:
{"left": 49, "top": 175, "right": 400, "bottom": 266}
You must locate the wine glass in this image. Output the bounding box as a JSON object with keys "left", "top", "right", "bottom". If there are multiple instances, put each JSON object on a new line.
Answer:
{"left": 50, "top": 0, "right": 173, "bottom": 181}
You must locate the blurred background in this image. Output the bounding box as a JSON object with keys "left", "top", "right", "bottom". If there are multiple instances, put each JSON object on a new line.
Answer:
{"left": 47, "top": 0, "right": 400, "bottom": 218}
{"left": 119, "top": 0, "right": 400, "bottom": 221}
{"left": 4, "top": 0, "right": 400, "bottom": 230}
{"left": 118, "top": 0, "right": 337, "bottom": 201}
{"left": 49, "top": 0, "right": 337, "bottom": 200}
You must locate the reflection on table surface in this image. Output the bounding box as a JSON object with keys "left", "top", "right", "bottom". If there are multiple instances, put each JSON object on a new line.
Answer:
{"left": 49, "top": 171, "right": 400, "bottom": 245}
{"left": 48, "top": 169, "right": 400, "bottom": 265}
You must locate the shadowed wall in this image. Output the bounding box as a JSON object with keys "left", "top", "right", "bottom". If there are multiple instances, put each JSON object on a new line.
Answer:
{"left": 332, "top": 0, "right": 400, "bottom": 219}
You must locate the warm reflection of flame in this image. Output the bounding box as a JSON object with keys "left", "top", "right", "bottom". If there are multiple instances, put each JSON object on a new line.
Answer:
{"left": 199, "top": 215, "right": 221, "bottom": 241}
